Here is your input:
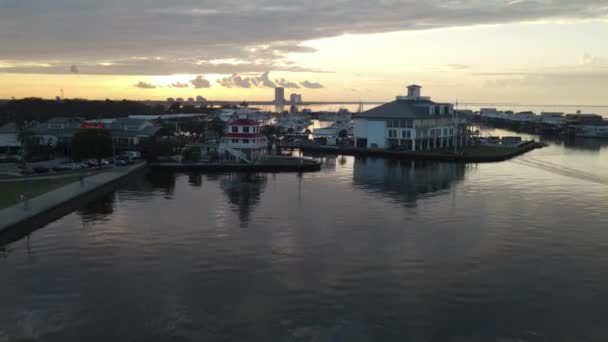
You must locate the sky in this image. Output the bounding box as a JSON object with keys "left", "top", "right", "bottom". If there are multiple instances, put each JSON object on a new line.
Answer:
{"left": 1, "top": 0, "right": 608, "bottom": 104}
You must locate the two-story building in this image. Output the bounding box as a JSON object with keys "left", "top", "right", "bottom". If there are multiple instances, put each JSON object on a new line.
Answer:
{"left": 105, "top": 118, "right": 162, "bottom": 151}
{"left": 353, "top": 85, "right": 468, "bottom": 151}
{"left": 220, "top": 118, "right": 267, "bottom": 162}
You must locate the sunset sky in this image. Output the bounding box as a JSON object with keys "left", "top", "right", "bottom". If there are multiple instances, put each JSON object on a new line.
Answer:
{"left": 1, "top": 1, "right": 608, "bottom": 104}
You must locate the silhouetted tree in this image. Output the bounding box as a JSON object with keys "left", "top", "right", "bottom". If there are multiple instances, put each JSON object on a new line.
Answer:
{"left": 71, "top": 129, "right": 113, "bottom": 162}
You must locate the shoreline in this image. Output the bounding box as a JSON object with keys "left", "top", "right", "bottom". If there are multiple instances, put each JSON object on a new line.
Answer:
{"left": 0, "top": 162, "right": 147, "bottom": 238}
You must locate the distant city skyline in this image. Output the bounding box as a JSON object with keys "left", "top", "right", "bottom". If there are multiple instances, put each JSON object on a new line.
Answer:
{"left": 1, "top": 1, "right": 608, "bottom": 104}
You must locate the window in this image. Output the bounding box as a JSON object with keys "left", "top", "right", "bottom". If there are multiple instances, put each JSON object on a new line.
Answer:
{"left": 388, "top": 129, "right": 397, "bottom": 138}
{"left": 243, "top": 139, "right": 249, "bottom": 144}
{"left": 387, "top": 120, "right": 394, "bottom": 128}
{"left": 449, "top": 128, "right": 454, "bottom": 136}
{"left": 435, "top": 106, "right": 441, "bottom": 115}
{"left": 401, "top": 130, "right": 411, "bottom": 139}
{"left": 243, "top": 127, "right": 250, "bottom": 133}
{"left": 231, "top": 139, "right": 238, "bottom": 143}
{"left": 443, "top": 128, "right": 448, "bottom": 136}
{"left": 231, "top": 126, "right": 238, "bottom": 133}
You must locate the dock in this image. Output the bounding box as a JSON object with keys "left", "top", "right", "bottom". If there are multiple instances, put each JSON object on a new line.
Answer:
{"left": 148, "top": 156, "right": 321, "bottom": 172}
{"left": 290, "top": 141, "right": 546, "bottom": 163}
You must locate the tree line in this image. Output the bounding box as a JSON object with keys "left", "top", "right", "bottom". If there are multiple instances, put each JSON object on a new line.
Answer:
{"left": 0, "top": 98, "right": 220, "bottom": 126}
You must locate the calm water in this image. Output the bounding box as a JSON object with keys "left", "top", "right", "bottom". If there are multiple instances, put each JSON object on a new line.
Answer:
{"left": 1, "top": 132, "right": 608, "bottom": 341}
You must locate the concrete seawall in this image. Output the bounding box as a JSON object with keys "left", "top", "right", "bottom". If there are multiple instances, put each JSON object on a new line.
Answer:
{"left": 297, "top": 141, "right": 545, "bottom": 163}
{"left": 0, "top": 162, "right": 147, "bottom": 238}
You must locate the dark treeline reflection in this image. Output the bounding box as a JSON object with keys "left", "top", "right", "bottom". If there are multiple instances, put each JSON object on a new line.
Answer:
{"left": 352, "top": 157, "right": 467, "bottom": 206}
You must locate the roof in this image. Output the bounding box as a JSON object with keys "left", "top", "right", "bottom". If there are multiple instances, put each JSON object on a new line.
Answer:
{"left": 109, "top": 126, "right": 161, "bottom": 137}
{"left": 0, "top": 122, "right": 18, "bottom": 133}
{"left": 47, "top": 117, "right": 83, "bottom": 124}
{"left": 229, "top": 118, "right": 260, "bottom": 126}
{"left": 354, "top": 100, "right": 435, "bottom": 119}
{"left": 31, "top": 127, "right": 82, "bottom": 137}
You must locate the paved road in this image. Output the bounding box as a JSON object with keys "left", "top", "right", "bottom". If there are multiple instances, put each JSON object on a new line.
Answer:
{"left": 0, "top": 162, "right": 146, "bottom": 232}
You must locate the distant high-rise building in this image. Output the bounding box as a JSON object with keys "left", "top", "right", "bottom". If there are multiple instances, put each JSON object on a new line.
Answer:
{"left": 289, "top": 93, "right": 302, "bottom": 106}
{"left": 274, "top": 87, "right": 285, "bottom": 113}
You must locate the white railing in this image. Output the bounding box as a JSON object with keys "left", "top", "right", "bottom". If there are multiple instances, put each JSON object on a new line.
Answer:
{"left": 219, "top": 144, "right": 251, "bottom": 164}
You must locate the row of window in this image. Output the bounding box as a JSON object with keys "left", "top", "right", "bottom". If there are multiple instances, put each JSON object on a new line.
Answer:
{"left": 430, "top": 105, "right": 453, "bottom": 115}
{"left": 388, "top": 129, "right": 412, "bottom": 139}
{"left": 388, "top": 128, "right": 456, "bottom": 139}
{"left": 429, "top": 128, "right": 455, "bottom": 137}
{"left": 386, "top": 120, "right": 414, "bottom": 128}
{"left": 230, "top": 126, "right": 259, "bottom": 133}
{"left": 227, "top": 138, "right": 266, "bottom": 144}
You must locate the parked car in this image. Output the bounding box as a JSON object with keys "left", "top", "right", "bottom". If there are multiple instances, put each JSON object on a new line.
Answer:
{"left": 20, "top": 168, "right": 35, "bottom": 175}
{"left": 114, "top": 159, "right": 128, "bottom": 166}
{"left": 33, "top": 166, "right": 50, "bottom": 174}
{"left": 52, "top": 165, "right": 72, "bottom": 172}
{"left": 87, "top": 159, "right": 100, "bottom": 167}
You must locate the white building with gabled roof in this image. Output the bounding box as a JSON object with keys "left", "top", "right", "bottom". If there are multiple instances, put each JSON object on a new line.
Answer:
{"left": 353, "top": 84, "right": 469, "bottom": 151}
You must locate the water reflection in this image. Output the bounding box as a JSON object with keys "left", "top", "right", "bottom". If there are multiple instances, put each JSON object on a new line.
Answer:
{"left": 145, "top": 171, "right": 176, "bottom": 198}
{"left": 353, "top": 157, "right": 467, "bottom": 206}
{"left": 563, "top": 137, "right": 608, "bottom": 152}
{"left": 77, "top": 192, "right": 116, "bottom": 223}
{"left": 219, "top": 173, "right": 267, "bottom": 226}
{"left": 188, "top": 173, "right": 203, "bottom": 187}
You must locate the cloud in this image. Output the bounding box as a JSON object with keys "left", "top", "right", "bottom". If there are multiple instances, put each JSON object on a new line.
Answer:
{"left": 251, "top": 71, "right": 275, "bottom": 88}
{"left": 69, "top": 64, "right": 79, "bottom": 74}
{"left": 217, "top": 74, "right": 252, "bottom": 88}
{"left": 1, "top": 1, "right": 607, "bottom": 76}
{"left": 217, "top": 71, "right": 283, "bottom": 88}
{"left": 300, "top": 80, "right": 324, "bottom": 89}
{"left": 275, "top": 78, "right": 300, "bottom": 88}
{"left": 447, "top": 64, "right": 469, "bottom": 70}
{"left": 189, "top": 75, "right": 210, "bottom": 88}
{"left": 169, "top": 81, "right": 189, "bottom": 88}
{"left": 134, "top": 81, "right": 156, "bottom": 89}
{"left": 0, "top": 58, "right": 327, "bottom": 76}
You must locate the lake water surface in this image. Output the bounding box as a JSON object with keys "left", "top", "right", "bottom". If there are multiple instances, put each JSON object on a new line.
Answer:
{"left": 1, "top": 131, "right": 607, "bottom": 341}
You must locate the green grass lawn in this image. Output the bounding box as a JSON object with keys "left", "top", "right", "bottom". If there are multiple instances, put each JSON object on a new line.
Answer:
{"left": 0, "top": 176, "right": 79, "bottom": 209}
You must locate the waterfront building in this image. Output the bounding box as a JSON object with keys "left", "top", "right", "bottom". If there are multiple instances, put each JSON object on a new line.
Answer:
{"left": 353, "top": 85, "right": 469, "bottom": 150}
{"left": 105, "top": 118, "right": 162, "bottom": 150}
{"left": 565, "top": 113, "right": 604, "bottom": 124}
{"left": 31, "top": 117, "right": 84, "bottom": 148}
{"left": 0, "top": 122, "right": 20, "bottom": 154}
{"left": 220, "top": 118, "right": 267, "bottom": 163}
{"left": 540, "top": 112, "right": 565, "bottom": 125}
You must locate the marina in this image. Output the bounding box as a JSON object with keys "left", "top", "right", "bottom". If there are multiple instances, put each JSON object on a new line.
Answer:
{"left": 1, "top": 128, "right": 607, "bottom": 341}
